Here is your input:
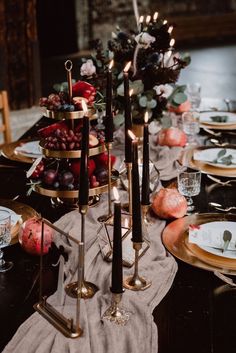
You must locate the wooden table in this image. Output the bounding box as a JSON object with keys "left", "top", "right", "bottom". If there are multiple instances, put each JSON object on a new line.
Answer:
{"left": 0, "top": 114, "right": 236, "bottom": 353}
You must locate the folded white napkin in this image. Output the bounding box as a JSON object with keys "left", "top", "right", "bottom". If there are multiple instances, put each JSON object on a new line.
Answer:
{"left": 189, "top": 221, "right": 236, "bottom": 258}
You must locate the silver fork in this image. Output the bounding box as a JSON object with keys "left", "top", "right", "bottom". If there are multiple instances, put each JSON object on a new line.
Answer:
{"left": 207, "top": 174, "right": 236, "bottom": 186}
{"left": 209, "top": 202, "right": 236, "bottom": 212}
{"left": 202, "top": 127, "right": 222, "bottom": 137}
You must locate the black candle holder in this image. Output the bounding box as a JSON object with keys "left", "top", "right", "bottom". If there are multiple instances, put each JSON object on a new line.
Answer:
{"left": 123, "top": 242, "right": 151, "bottom": 291}
{"left": 98, "top": 142, "right": 113, "bottom": 222}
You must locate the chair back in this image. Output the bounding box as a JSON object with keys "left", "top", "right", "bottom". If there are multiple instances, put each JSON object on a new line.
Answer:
{"left": 0, "top": 90, "right": 11, "bottom": 146}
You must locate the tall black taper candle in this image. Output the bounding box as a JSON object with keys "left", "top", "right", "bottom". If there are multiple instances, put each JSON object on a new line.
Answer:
{"left": 111, "top": 187, "right": 123, "bottom": 293}
{"left": 105, "top": 60, "right": 114, "bottom": 143}
{"left": 79, "top": 105, "right": 89, "bottom": 209}
{"left": 124, "top": 62, "right": 132, "bottom": 163}
{"left": 141, "top": 112, "right": 150, "bottom": 205}
{"left": 129, "top": 131, "right": 143, "bottom": 243}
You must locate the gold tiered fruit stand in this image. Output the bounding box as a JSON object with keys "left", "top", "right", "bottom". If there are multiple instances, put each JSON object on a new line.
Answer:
{"left": 32, "top": 108, "right": 118, "bottom": 208}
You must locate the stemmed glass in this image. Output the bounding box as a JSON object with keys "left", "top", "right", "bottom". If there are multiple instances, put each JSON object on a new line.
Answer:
{"left": 178, "top": 171, "right": 201, "bottom": 213}
{"left": 186, "top": 83, "right": 201, "bottom": 110}
{"left": 0, "top": 210, "right": 13, "bottom": 272}
{"left": 182, "top": 111, "right": 200, "bottom": 146}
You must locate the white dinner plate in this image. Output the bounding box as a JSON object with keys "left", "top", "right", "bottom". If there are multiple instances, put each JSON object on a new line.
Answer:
{"left": 200, "top": 111, "right": 236, "bottom": 125}
{"left": 189, "top": 221, "right": 236, "bottom": 259}
{"left": 0, "top": 206, "right": 22, "bottom": 226}
{"left": 14, "top": 140, "right": 42, "bottom": 158}
{"left": 193, "top": 148, "right": 236, "bottom": 169}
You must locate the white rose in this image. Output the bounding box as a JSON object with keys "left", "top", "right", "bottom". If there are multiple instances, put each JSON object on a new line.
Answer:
{"left": 154, "top": 84, "right": 174, "bottom": 98}
{"left": 80, "top": 59, "right": 96, "bottom": 77}
{"left": 135, "top": 32, "right": 156, "bottom": 49}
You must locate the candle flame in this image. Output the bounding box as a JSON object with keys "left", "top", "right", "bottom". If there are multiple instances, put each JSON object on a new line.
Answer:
{"left": 153, "top": 12, "right": 158, "bottom": 21}
{"left": 108, "top": 59, "right": 114, "bottom": 70}
{"left": 124, "top": 61, "right": 131, "bottom": 73}
{"left": 168, "top": 25, "right": 174, "bottom": 34}
{"left": 144, "top": 111, "right": 149, "bottom": 123}
{"left": 169, "top": 38, "right": 175, "bottom": 47}
{"left": 81, "top": 99, "right": 88, "bottom": 114}
{"left": 163, "top": 19, "right": 168, "bottom": 25}
{"left": 129, "top": 88, "right": 134, "bottom": 97}
{"left": 146, "top": 15, "right": 151, "bottom": 24}
{"left": 113, "top": 186, "right": 120, "bottom": 201}
{"left": 128, "top": 129, "right": 136, "bottom": 141}
{"left": 139, "top": 15, "right": 144, "bottom": 24}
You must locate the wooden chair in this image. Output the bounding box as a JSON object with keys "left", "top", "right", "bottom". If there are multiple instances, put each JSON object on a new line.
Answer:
{"left": 0, "top": 90, "right": 11, "bottom": 146}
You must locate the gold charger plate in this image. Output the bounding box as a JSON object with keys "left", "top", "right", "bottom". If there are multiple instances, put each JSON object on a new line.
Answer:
{"left": 0, "top": 199, "right": 38, "bottom": 245}
{"left": 1, "top": 140, "right": 40, "bottom": 164}
{"left": 39, "top": 140, "right": 106, "bottom": 158}
{"left": 180, "top": 146, "right": 236, "bottom": 178}
{"left": 200, "top": 122, "right": 236, "bottom": 131}
{"left": 162, "top": 213, "right": 236, "bottom": 275}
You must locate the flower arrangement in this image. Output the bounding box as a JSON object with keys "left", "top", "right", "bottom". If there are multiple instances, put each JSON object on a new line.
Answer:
{"left": 39, "top": 12, "right": 191, "bottom": 124}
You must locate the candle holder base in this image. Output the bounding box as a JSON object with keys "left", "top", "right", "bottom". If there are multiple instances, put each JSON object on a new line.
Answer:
{"left": 102, "top": 293, "right": 130, "bottom": 325}
{"left": 142, "top": 204, "right": 153, "bottom": 225}
{"left": 65, "top": 280, "right": 99, "bottom": 299}
{"left": 123, "top": 274, "right": 151, "bottom": 291}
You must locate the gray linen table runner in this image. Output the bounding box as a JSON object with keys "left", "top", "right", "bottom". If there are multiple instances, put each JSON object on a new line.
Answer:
{"left": 3, "top": 129, "right": 183, "bottom": 353}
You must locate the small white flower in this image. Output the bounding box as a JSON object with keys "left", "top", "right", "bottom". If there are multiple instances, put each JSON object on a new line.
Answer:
{"left": 80, "top": 59, "right": 96, "bottom": 77}
{"left": 135, "top": 32, "right": 156, "bottom": 49}
{"left": 154, "top": 84, "right": 174, "bottom": 98}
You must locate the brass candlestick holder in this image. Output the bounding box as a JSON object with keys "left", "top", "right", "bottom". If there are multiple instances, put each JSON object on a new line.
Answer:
{"left": 141, "top": 204, "right": 152, "bottom": 225}
{"left": 65, "top": 207, "right": 99, "bottom": 299}
{"left": 102, "top": 292, "right": 130, "bottom": 325}
{"left": 123, "top": 242, "right": 151, "bottom": 291}
{"left": 98, "top": 142, "right": 113, "bottom": 222}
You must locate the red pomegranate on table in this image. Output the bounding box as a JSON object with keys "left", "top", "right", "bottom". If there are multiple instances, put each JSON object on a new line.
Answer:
{"left": 19, "top": 217, "right": 54, "bottom": 255}
{"left": 151, "top": 188, "right": 187, "bottom": 219}
{"left": 157, "top": 127, "right": 187, "bottom": 147}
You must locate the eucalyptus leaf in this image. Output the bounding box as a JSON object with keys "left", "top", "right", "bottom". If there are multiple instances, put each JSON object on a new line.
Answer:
{"left": 139, "top": 96, "right": 147, "bottom": 107}
{"left": 173, "top": 92, "right": 187, "bottom": 105}
{"left": 217, "top": 149, "right": 227, "bottom": 158}
{"left": 147, "top": 99, "right": 157, "bottom": 109}
{"left": 114, "top": 113, "right": 124, "bottom": 128}
{"left": 220, "top": 155, "right": 233, "bottom": 165}
{"left": 210, "top": 115, "right": 228, "bottom": 123}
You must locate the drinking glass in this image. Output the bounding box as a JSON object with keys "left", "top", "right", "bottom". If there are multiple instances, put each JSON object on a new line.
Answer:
{"left": 186, "top": 83, "right": 201, "bottom": 110}
{"left": 0, "top": 210, "right": 13, "bottom": 272}
{"left": 178, "top": 171, "right": 201, "bottom": 212}
{"left": 182, "top": 111, "right": 200, "bottom": 145}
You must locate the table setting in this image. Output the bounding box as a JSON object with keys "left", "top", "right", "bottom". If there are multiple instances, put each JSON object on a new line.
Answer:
{"left": 0, "top": 4, "right": 236, "bottom": 353}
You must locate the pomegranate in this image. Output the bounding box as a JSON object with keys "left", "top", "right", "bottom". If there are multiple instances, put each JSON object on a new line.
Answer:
{"left": 152, "top": 188, "right": 187, "bottom": 219}
{"left": 157, "top": 127, "right": 187, "bottom": 147}
{"left": 19, "top": 217, "right": 53, "bottom": 255}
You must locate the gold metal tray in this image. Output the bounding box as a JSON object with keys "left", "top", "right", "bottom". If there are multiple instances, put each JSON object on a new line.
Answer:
{"left": 0, "top": 199, "right": 38, "bottom": 245}
{"left": 180, "top": 146, "right": 236, "bottom": 178}
{"left": 39, "top": 140, "right": 106, "bottom": 158}
{"left": 162, "top": 213, "right": 236, "bottom": 275}
{"left": 34, "top": 170, "right": 119, "bottom": 199}
{"left": 44, "top": 108, "right": 96, "bottom": 120}
{"left": 200, "top": 122, "right": 236, "bottom": 130}
{"left": 1, "top": 140, "right": 38, "bottom": 164}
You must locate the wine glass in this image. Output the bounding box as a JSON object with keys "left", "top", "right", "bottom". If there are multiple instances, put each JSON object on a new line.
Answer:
{"left": 0, "top": 210, "right": 13, "bottom": 272}
{"left": 182, "top": 111, "right": 200, "bottom": 145}
{"left": 186, "top": 83, "right": 201, "bottom": 110}
{"left": 177, "top": 171, "right": 201, "bottom": 212}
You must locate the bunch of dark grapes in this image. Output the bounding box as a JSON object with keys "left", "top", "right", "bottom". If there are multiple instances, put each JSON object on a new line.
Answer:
{"left": 43, "top": 169, "right": 75, "bottom": 190}
{"left": 90, "top": 128, "right": 105, "bottom": 144}
{"left": 44, "top": 129, "right": 82, "bottom": 151}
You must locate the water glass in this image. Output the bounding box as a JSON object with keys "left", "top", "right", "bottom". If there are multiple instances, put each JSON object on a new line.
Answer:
{"left": 186, "top": 83, "right": 201, "bottom": 109}
{"left": 178, "top": 171, "right": 201, "bottom": 212}
{"left": 182, "top": 111, "right": 200, "bottom": 145}
{"left": 0, "top": 210, "right": 13, "bottom": 272}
